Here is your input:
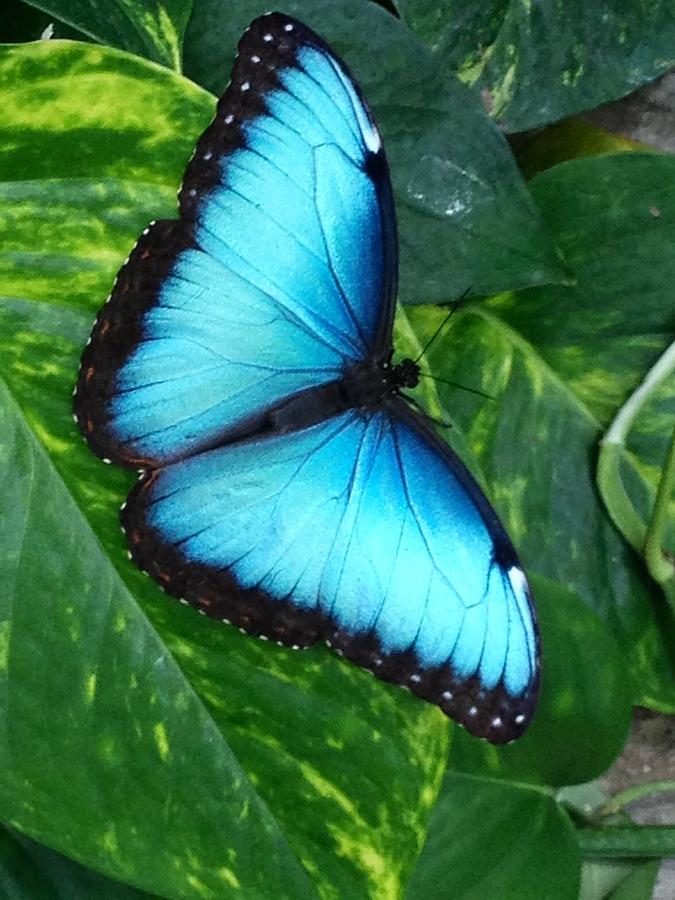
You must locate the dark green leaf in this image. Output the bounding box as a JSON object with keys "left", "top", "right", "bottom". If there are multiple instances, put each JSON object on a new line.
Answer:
{"left": 395, "top": 0, "right": 675, "bottom": 131}
{"left": 392, "top": 0, "right": 507, "bottom": 82}
{"left": 406, "top": 772, "right": 581, "bottom": 899}
{"left": 0, "top": 41, "right": 449, "bottom": 898}
{"left": 0, "top": 826, "right": 152, "bottom": 899}
{"left": 20, "top": 0, "right": 190, "bottom": 68}
{"left": 503, "top": 154, "right": 675, "bottom": 555}
{"left": 1, "top": 0, "right": 84, "bottom": 42}
{"left": 183, "top": 0, "right": 566, "bottom": 302}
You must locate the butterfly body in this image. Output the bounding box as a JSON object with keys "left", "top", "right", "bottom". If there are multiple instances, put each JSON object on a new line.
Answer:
{"left": 276, "top": 356, "right": 420, "bottom": 424}
{"left": 75, "top": 12, "right": 540, "bottom": 742}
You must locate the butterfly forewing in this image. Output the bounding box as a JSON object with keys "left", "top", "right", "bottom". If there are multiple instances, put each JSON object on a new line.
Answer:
{"left": 75, "top": 13, "right": 397, "bottom": 467}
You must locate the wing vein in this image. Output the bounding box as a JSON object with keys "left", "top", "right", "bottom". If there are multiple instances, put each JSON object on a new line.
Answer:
{"left": 390, "top": 418, "right": 464, "bottom": 605}
{"left": 295, "top": 59, "right": 364, "bottom": 151}
{"left": 312, "top": 145, "right": 372, "bottom": 349}
{"left": 195, "top": 218, "right": 360, "bottom": 359}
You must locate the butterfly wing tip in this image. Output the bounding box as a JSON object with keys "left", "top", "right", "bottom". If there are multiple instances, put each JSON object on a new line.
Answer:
{"left": 376, "top": 657, "right": 539, "bottom": 744}
{"left": 442, "top": 695, "right": 534, "bottom": 743}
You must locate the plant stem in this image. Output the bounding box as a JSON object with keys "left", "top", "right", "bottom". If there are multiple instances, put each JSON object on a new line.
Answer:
{"left": 644, "top": 424, "right": 675, "bottom": 588}
{"left": 579, "top": 825, "right": 675, "bottom": 859}
{"left": 603, "top": 341, "right": 675, "bottom": 446}
{"left": 598, "top": 340, "right": 675, "bottom": 598}
{"left": 599, "top": 780, "right": 675, "bottom": 817}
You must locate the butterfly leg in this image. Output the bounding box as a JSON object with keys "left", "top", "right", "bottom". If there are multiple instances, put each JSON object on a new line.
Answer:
{"left": 399, "top": 392, "right": 453, "bottom": 430}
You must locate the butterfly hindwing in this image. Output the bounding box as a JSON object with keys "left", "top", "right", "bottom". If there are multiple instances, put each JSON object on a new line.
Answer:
{"left": 122, "top": 405, "right": 539, "bottom": 743}
{"left": 75, "top": 13, "right": 397, "bottom": 467}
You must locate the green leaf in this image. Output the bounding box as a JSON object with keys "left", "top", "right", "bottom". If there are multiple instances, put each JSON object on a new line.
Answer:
{"left": 0, "top": 826, "right": 151, "bottom": 899}
{"left": 394, "top": 0, "right": 675, "bottom": 132}
{"left": 182, "top": 0, "right": 566, "bottom": 302}
{"left": 406, "top": 772, "right": 581, "bottom": 899}
{"left": 0, "top": 40, "right": 449, "bottom": 898}
{"left": 20, "top": 0, "right": 190, "bottom": 68}
{"left": 608, "top": 861, "right": 661, "bottom": 899}
{"left": 501, "top": 154, "right": 675, "bottom": 577}
{"left": 0, "top": 375, "right": 316, "bottom": 898}
{"left": 0, "top": 40, "right": 213, "bottom": 187}
{"left": 598, "top": 779, "right": 675, "bottom": 819}
{"left": 579, "top": 859, "right": 660, "bottom": 900}
{"left": 447, "top": 577, "right": 632, "bottom": 789}
{"left": 517, "top": 155, "right": 675, "bottom": 425}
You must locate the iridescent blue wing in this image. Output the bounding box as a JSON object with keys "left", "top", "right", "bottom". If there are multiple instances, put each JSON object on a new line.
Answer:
{"left": 75, "top": 13, "right": 397, "bottom": 466}
{"left": 122, "top": 405, "right": 539, "bottom": 743}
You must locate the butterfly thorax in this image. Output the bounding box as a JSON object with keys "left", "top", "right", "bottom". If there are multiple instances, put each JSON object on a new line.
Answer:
{"left": 338, "top": 358, "right": 420, "bottom": 410}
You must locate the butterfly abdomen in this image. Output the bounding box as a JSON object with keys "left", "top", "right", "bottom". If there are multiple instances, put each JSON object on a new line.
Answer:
{"left": 267, "top": 358, "right": 420, "bottom": 432}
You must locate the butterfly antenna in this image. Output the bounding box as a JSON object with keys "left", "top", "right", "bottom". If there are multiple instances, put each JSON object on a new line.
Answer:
{"left": 412, "top": 288, "right": 471, "bottom": 365}
{"left": 417, "top": 372, "right": 495, "bottom": 402}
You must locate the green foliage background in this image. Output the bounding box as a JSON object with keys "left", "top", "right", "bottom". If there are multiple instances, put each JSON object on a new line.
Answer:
{"left": 1, "top": 1, "right": 674, "bottom": 898}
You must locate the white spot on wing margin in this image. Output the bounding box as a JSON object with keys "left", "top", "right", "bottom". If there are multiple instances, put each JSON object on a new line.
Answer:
{"left": 506, "top": 566, "right": 528, "bottom": 596}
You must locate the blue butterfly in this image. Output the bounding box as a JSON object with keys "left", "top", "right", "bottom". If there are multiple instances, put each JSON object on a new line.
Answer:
{"left": 75, "top": 13, "right": 539, "bottom": 742}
